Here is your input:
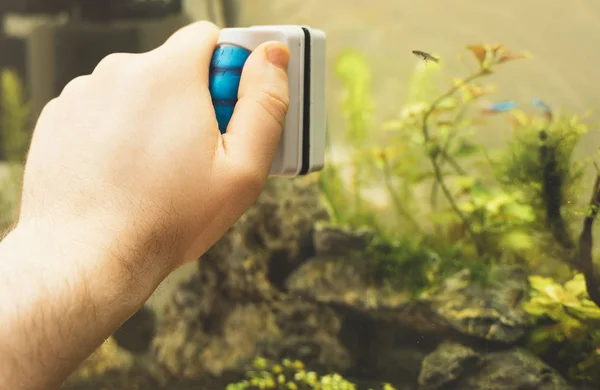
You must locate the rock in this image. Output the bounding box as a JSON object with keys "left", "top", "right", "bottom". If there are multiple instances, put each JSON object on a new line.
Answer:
{"left": 423, "top": 266, "right": 529, "bottom": 344}
{"left": 151, "top": 290, "right": 351, "bottom": 380}
{"left": 149, "top": 177, "right": 350, "bottom": 380}
{"left": 210, "top": 176, "right": 330, "bottom": 293}
{"left": 461, "top": 348, "right": 573, "bottom": 389}
{"left": 312, "top": 221, "right": 376, "bottom": 256}
{"left": 418, "top": 344, "right": 572, "bottom": 390}
{"left": 285, "top": 223, "right": 411, "bottom": 310}
{"left": 286, "top": 224, "right": 530, "bottom": 344}
{"left": 417, "top": 342, "right": 481, "bottom": 390}
{"left": 70, "top": 184, "right": 556, "bottom": 389}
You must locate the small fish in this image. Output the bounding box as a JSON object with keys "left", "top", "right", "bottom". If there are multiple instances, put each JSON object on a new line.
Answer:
{"left": 412, "top": 50, "right": 439, "bottom": 63}
{"left": 532, "top": 98, "right": 553, "bottom": 121}
{"left": 482, "top": 100, "right": 517, "bottom": 114}
{"left": 532, "top": 98, "right": 551, "bottom": 112}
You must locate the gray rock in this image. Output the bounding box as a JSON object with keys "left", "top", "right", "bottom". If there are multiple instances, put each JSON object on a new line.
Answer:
{"left": 286, "top": 225, "right": 530, "bottom": 344}
{"left": 459, "top": 348, "right": 572, "bottom": 390}
{"left": 418, "top": 343, "right": 572, "bottom": 390}
{"left": 149, "top": 177, "right": 350, "bottom": 380}
{"left": 424, "top": 266, "right": 529, "bottom": 344}
{"left": 418, "top": 342, "right": 481, "bottom": 390}
{"left": 313, "top": 221, "right": 376, "bottom": 256}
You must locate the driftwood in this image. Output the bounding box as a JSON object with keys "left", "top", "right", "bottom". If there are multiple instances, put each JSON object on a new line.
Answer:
{"left": 539, "top": 128, "right": 600, "bottom": 307}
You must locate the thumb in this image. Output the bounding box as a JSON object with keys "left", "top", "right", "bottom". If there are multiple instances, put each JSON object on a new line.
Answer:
{"left": 221, "top": 41, "right": 290, "bottom": 177}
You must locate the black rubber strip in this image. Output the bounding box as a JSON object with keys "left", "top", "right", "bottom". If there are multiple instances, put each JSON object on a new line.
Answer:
{"left": 299, "top": 27, "right": 311, "bottom": 175}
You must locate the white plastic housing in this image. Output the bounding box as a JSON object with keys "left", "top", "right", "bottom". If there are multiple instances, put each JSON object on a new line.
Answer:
{"left": 217, "top": 25, "right": 326, "bottom": 177}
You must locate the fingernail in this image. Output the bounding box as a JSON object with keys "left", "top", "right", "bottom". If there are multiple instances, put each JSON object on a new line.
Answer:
{"left": 265, "top": 43, "right": 290, "bottom": 69}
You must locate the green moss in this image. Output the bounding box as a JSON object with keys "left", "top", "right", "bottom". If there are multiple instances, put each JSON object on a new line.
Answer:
{"left": 226, "top": 357, "right": 396, "bottom": 390}
{"left": 496, "top": 111, "right": 590, "bottom": 253}
{"left": 366, "top": 236, "right": 439, "bottom": 294}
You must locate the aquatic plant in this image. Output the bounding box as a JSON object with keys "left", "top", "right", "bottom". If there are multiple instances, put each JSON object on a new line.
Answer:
{"left": 494, "top": 99, "right": 600, "bottom": 312}
{"left": 318, "top": 50, "right": 380, "bottom": 228}
{"left": 0, "top": 68, "right": 29, "bottom": 233}
{"left": 523, "top": 274, "right": 600, "bottom": 385}
{"left": 323, "top": 43, "right": 535, "bottom": 287}
{"left": 226, "top": 357, "right": 396, "bottom": 390}
{"left": 366, "top": 236, "right": 440, "bottom": 294}
{"left": 377, "top": 44, "right": 533, "bottom": 261}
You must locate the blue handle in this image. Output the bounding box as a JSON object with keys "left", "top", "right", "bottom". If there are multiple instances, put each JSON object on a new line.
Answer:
{"left": 208, "top": 44, "right": 252, "bottom": 133}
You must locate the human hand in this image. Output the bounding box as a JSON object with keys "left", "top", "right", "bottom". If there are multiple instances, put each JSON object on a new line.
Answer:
{"left": 0, "top": 21, "right": 291, "bottom": 390}
{"left": 18, "top": 21, "right": 290, "bottom": 280}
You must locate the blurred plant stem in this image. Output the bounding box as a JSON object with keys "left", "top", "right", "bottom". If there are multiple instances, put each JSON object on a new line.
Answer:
{"left": 381, "top": 157, "right": 423, "bottom": 234}
{"left": 421, "top": 70, "right": 488, "bottom": 255}
{"left": 318, "top": 127, "right": 345, "bottom": 223}
{"left": 430, "top": 105, "right": 470, "bottom": 212}
{"left": 569, "top": 173, "right": 600, "bottom": 307}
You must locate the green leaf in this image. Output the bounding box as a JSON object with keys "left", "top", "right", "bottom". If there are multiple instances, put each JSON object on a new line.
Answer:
{"left": 501, "top": 202, "right": 535, "bottom": 222}
{"left": 501, "top": 230, "right": 534, "bottom": 251}
{"left": 565, "top": 299, "right": 600, "bottom": 321}
{"left": 564, "top": 274, "right": 588, "bottom": 298}
{"left": 452, "top": 140, "right": 483, "bottom": 157}
{"left": 528, "top": 275, "right": 558, "bottom": 293}
{"left": 452, "top": 175, "right": 476, "bottom": 190}
{"left": 523, "top": 295, "right": 564, "bottom": 320}
{"left": 470, "top": 181, "right": 492, "bottom": 199}
{"left": 429, "top": 209, "right": 461, "bottom": 227}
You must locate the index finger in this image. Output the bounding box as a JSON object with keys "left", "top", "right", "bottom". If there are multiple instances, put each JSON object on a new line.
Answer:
{"left": 150, "top": 21, "right": 221, "bottom": 85}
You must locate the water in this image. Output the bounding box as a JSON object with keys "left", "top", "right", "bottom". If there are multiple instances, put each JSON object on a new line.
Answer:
{"left": 2, "top": 1, "right": 600, "bottom": 389}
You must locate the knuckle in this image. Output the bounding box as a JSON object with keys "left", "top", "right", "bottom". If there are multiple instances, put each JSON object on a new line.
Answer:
{"left": 257, "top": 84, "right": 290, "bottom": 127}
{"left": 96, "top": 51, "right": 163, "bottom": 89}
{"left": 93, "top": 52, "right": 134, "bottom": 75}
{"left": 196, "top": 20, "right": 219, "bottom": 33}
{"left": 38, "top": 97, "right": 61, "bottom": 118}
{"left": 163, "top": 20, "right": 219, "bottom": 49}
{"left": 59, "top": 75, "right": 91, "bottom": 98}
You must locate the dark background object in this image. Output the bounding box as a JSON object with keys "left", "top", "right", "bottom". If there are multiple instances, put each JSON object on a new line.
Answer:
{"left": 112, "top": 305, "right": 157, "bottom": 354}
{"left": 27, "top": 24, "right": 142, "bottom": 126}
{"left": 0, "top": 36, "right": 28, "bottom": 161}
{"left": 0, "top": 0, "right": 186, "bottom": 162}
{"left": 0, "top": 0, "right": 74, "bottom": 14}
{"left": 0, "top": 37, "right": 28, "bottom": 82}
{"left": 79, "top": 0, "right": 182, "bottom": 22}
{"left": 221, "top": 0, "right": 239, "bottom": 27}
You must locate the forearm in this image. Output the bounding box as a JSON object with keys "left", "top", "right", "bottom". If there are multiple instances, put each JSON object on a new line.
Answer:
{"left": 0, "top": 221, "right": 160, "bottom": 390}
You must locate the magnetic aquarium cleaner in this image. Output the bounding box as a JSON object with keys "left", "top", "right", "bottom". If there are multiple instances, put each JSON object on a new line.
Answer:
{"left": 208, "top": 25, "right": 327, "bottom": 177}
